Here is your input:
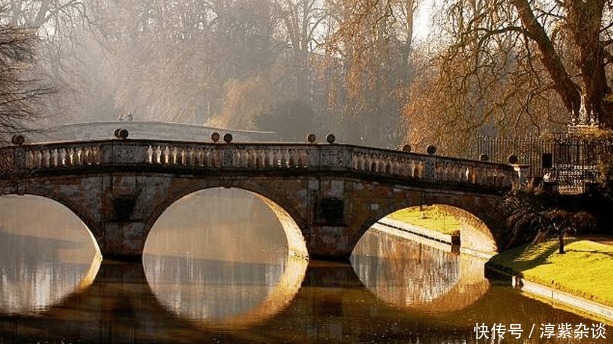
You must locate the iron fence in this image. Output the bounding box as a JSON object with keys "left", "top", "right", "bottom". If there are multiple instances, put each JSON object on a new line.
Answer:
{"left": 476, "top": 133, "right": 613, "bottom": 194}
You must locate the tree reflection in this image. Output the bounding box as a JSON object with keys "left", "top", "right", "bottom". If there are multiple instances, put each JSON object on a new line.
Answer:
{"left": 144, "top": 254, "right": 307, "bottom": 329}
{"left": 351, "top": 228, "right": 489, "bottom": 312}
{"left": 0, "top": 195, "right": 101, "bottom": 315}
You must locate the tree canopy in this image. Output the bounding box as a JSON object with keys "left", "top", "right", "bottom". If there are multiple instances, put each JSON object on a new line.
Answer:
{"left": 405, "top": 0, "right": 613, "bottom": 155}
{"left": 4, "top": 0, "right": 612, "bottom": 153}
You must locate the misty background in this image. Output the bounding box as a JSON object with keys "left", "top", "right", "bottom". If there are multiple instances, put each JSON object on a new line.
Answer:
{"left": 2, "top": 0, "right": 578, "bottom": 153}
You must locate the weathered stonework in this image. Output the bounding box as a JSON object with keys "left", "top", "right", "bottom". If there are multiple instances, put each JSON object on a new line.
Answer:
{"left": 0, "top": 139, "right": 516, "bottom": 261}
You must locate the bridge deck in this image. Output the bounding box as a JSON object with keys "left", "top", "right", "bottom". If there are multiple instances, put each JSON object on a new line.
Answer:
{"left": 0, "top": 139, "right": 516, "bottom": 193}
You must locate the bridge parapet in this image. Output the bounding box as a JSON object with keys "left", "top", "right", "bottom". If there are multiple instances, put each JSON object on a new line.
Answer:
{"left": 0, "top": 139, "right": 516, "bottom": 191}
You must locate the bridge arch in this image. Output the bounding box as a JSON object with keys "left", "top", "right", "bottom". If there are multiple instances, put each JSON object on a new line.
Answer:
{"left": 143, "top": 185, "right": 308, "bottom": 259}
{"left": 349, "top": 189, "right": 504, "bottom": 256}
{"left": 0, "top": 193, "right": 102, "bottom": 257}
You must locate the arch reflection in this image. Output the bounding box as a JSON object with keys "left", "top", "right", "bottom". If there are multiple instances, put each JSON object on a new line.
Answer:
{"left": 143, "top": 187, "right": 308, "bottom": 329}
{"left": 0, "top": 195, "right": 102, "bottom": 315}
{"left": 145, "top": 254, "right": 307, "bottom": 329}
{"left": 351, "top": 228, "right": 489, "bottom": 313}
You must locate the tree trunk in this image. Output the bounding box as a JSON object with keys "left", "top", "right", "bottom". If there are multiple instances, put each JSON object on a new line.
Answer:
{"left": 510, "top": 0, "right": 581, "bottom": 119}
{"left": 566, "top": 0, "right": 611, "bottom": 127}
{"left": 558, "top": 231, "right": 565, "bottom": 254}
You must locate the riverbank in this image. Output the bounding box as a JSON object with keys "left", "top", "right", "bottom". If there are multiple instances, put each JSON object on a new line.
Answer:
{"left": 376, "top": 213, "right": 613, "bottom": 324}
{"left": 485, "top": 239, "right": 613, "bottom": 324}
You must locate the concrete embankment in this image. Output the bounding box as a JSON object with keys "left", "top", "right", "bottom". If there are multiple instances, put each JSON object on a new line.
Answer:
{"left": 375, "top": 218, "right": 613, "bottom": 324}
{"left": 375, "top": 218, "right": 459, "bottom": 252}
{"left": 485, "top": 263, "right": 613, "bottom": 325}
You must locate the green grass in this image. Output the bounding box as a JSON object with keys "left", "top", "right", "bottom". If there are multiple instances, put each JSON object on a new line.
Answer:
{"left": 489, "top": 239, "right": 613, "bottom": 307}
{"left": 387, "top": 206, "right": 461, "bottom": 235}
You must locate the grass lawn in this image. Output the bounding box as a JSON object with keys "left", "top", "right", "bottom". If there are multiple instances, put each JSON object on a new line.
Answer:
{"left": 387, "top": 206, "right": 461, "bottom": 235}
{"left": 488, "top": 239, "right": 613, "bottom": 307}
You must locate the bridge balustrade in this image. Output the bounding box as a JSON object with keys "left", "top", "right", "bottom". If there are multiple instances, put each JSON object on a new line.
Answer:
{"left": 0, "top": 140, "right": 515, "bottom": 190}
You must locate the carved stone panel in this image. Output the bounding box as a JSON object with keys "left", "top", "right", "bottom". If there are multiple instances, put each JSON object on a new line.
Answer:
{"left": 320, "top": 150, "right": 344, "bottom": 166}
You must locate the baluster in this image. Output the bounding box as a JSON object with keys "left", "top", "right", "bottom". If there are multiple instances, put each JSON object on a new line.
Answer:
{"left": 65, "top": 148, "right": 73, "bottom": 166}
{"left": 245, "top": 149, "right": 254, "bottom": 168}
{"left": 406, "top": 160, "right": 413, "bottom": 177}
{"left": 210, "top": 149, "right": 219, "bottom": 168}
{"left": 183, "top": 148, "right": 190, "bottom": 166}
{"left": 292, "top": 149, "right": 301, "bottom": 168}
{"left": 93, "top": 146, "right": 100, "bottom": 164}
{"left": 374, "top": 155, "right": 381, "bottom": 172}
{"left": 91, "top": 146, "right": 99, "bottom": 164}
{"left": 244, "top": 149, "right": 251, "bottom": 167}
{"left": 363, "top": 154, "right": 370, "bottom": 171}
{"left": 194, "top": 149, "right": 202, "bottom": 166}
{"left": 242, "top": 149, "right": 249, "bottom": 167}
{"left": 74, "top": 147, "right": 80, "bottom": 166}
{"left": 180, "top": 148, "right": 187, "bottom": 165}
{"left": 160, "top": 146, "right": 167, "bottom": 164}
{"left": 288, "top": 149, "right": 296, "bottom": 168}
{"left": 441, "top": 162, "right": 448, "bottom": 181}
{"left": 357, "top": 153, "right": 365, "bottom": 171}
{"left": 147, "top": 146, "right": 153, "bottom": 163}
{"left": 233, "top": 149, "right": 240, "bottom": 167}
{"left": 168, "top": 147, "right": 175, "bottom": 165}
{"left": 204, "top": 149, "right": 211, "bottom": 167}
{"left": 58, "top": 148, "right": 66, "bottom": 166}
{"left": 416, "top": 161, "right": 424, "bottom": 178}
{"left": 154, "top": 146, "right": 161, "bottom": 164}
{"left": 255, "top": 149, "right": 263, "bottom": 168}
{"left": 186, "top": 148, "right": 193, "bottom": 166}
{"left": 385, "top": 158, "right": 392, "bottom": 174}
{"left": 84, "top": 147, "right": 92, "bottom": 165}
{"left": 190, "top": 148, "right": 197, "bottom": 166}
{"left": 272, "top": 149, "right": 281, "bottom": 167}
{"left": 392, "top": 158, "right": 400, "bottom": 175}
{"left": 281, "top": 149, "right": 289, "bottom": 167}
{"left": 41, "top": 149, "right": 49, "bottom": 167}
{"left": 85, "top": 146, "right": 93, "bottom": 165}
{"left": 265, "top": 149, "right": 273, "bottom": 168}
{"left": 25, "top": 150, "right": 34, "bottom": 168}
{"left": 49, "top": 148, "right": 57, "bottom": 167}
{"left": 458, "top": 166, "right": 466, "bottom": 182}
{"left": 33, "top": 150, "right": 41, "bottom": 168}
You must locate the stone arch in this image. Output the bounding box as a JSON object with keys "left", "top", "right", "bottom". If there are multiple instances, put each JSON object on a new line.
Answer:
{"left": 143, "top": 183, "right": 308, "bottom": 259}
{"left": 0, "top": 192, "right": 102, "bottom": 257}
{"left": 349, "top": 189, "right": 505, "bottom": 255}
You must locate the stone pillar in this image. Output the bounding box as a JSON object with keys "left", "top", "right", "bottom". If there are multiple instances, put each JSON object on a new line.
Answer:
{"left": 511, "top": 164, "right": 530, "bottom": 188}
{"left": 101, "top": 221, "right": 147, "bottom": 261}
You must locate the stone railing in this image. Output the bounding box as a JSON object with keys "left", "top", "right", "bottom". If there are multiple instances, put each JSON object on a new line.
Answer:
{"left": 0, "top": 140, "right": 516, "bottom": 190}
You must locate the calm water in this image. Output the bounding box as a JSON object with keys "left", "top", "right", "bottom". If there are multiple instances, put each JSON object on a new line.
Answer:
{"left": 0, "top": 193, "right": 608, "bottom": 343}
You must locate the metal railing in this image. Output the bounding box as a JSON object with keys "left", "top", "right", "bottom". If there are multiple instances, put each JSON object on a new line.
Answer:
{"left": 476, "top": 133, "right": 613, "bottom": 193}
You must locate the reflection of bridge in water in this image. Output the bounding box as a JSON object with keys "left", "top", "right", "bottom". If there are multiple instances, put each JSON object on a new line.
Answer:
{"left": 1, "top": 122, "right": 519, "bottom": 261}
{"left": 0, "top": 257, "right": 592, "bottom": 343}
{"left": 352, "top": 229, "right": 490, "bottom": 313}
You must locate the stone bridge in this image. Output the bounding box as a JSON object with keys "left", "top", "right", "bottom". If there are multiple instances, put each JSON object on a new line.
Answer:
{"left": 0, "top": 138, "right": 518, "bottom": 261}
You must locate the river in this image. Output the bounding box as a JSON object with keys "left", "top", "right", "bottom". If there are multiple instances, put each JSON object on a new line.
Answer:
{"left": 0, "top": 193, "right": 607, "bottom": 343}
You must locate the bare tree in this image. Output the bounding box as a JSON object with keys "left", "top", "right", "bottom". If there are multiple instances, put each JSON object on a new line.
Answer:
{"left": 322, "top": 0, "right": 420, "bottom": 148}
{"left": 0, "top": 24, "right": 50, "bottom": 142}
{"left": 412, "top": 0, "right": 613, "bottom": 146}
